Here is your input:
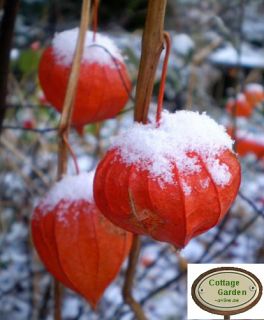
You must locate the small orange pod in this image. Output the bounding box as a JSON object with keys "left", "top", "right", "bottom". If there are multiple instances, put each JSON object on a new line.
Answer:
{"left": 226, "top": 93, "right": 253, "bottom": 118}
{"left": 244, "top": 83, "right": 264, "bottom": 108}
{"left": 38, "top": 29, "right": 131, "bottom": 131}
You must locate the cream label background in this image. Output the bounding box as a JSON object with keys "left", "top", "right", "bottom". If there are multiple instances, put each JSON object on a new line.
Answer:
{"left": 188, "top": 264, "right": 264, "bottom": 319}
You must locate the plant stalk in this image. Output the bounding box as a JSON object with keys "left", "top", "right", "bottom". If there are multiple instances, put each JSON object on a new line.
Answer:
{"left": 134, "top": 0, "right": 167, "bottom": 123}
{"left": 55, "top": 0, "right": 91, "bottom": 319}
{"left": 123, "top": 0, "right": 168, "bottom": 319}
{"left": 0, "top": 0, "right": 20, "bottom": 133}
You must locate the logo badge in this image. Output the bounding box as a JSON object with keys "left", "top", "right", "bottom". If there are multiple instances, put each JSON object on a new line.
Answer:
{"left": 191, "top": 267, "right": 262, "bottom": 317}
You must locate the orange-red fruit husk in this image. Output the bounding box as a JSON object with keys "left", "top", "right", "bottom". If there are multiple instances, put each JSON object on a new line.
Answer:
{"left": 244, "top": 89, "right": 264, "bottom": 108}
{"left": 226, "top": 98, "right": 253, "bottom": 117}
{"left": 94, "top": 148, "right": 241, "bottom": 249}
{"left": 227, "top": 126, "right": 264, "bottom": 159}
{"left": 31, "top": 199, "right": 132, "bottom": 307}
{"left": 236, "top": 138, "right": 264, "bottom": 158}
{"left": 38, "top": 47, "right": 131, "bottom": 128}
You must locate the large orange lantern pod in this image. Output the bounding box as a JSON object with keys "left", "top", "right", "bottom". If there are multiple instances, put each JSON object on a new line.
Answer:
{"left": 94, "top": 111, "right": 241, "bottom": 248}
{"left": 31, "top": 172, "right": 132, "bottom": 307}
{"left": 38, "top": 29, "right": 131, "bottom": 132}
{"left": 244, "top": 83, "right": 264, "bottom": 107}
{"left": 226, "top": 93, "right": 253, "bottom": 117}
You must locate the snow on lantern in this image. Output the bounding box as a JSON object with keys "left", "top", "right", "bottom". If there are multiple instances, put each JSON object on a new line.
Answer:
{"left": 31, "top": 171, "right": 132, "bottom": 307}
{"left": 244, "top": 83, "right": 264, "bottom": 107}
{"left": 38, "top": 28, "right": 131, "bottom": 131}
{"left": 94, "top": 111, "right": 241, "bottom": 249}
{"left": 225, "top": 93, "right": 253, "bottom": 118}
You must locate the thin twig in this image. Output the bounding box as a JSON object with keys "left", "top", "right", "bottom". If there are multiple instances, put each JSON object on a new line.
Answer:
{"left": 186, "top": 37, "right": 222, "bottom": 108}
{"left": 57, "top": 0, "right": 91, "bottom": 177}
{"left": 122, "top": 235, "right": 147, "bottom": 320}
{"left": 1, "top": 137, "right": 50, "bottom": 186}
{"left": 232, "top": 0, "right": 245, "bottom": 150}
{"left": 55, "top": 0, "right": 91, "bottom": 319}
{"left": 1, "top": 125, "right": 57, "bottom": 133}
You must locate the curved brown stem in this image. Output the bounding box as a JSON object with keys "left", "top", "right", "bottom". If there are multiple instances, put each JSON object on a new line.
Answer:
{"left": 122, "top": 235, "right": 147, "bottom": 320}
{"left": 55, "top": 0, "right": 91, "bottom": 319}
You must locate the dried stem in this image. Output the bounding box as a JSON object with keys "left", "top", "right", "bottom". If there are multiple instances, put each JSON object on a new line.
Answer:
{"left": 123, "top": 0, "right": 167, "bottom": 319}
{"left": 54, "top": 280, "right": 62, "bottom": 320}
{"left": 186, "top": 37, "right": 222, "bottom": 108}
{"left": 57, "top": 0, "right": 91, "bottom": 178}
{"left": 0, "top": 0, "right": 20, "bottom": 133}
{"left": 134, "top": 0, "right": 167, "bottom": 123}
{"left": 55, "top": 0, "right": 91, "bottom": 319}
{"left": 122, "top": 235, "right": 147, "bottom": 320}
{"left": 156, "top": 32, "right": 171, "bottom": 124}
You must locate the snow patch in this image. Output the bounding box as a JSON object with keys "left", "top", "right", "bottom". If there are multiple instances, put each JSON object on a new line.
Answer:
{"left": 52, "top": 28, "right": 123, "bottom": 67}
{"left": 209, "top": 43, "right": 264, "bottom": 68}
{"left": 200, "top": 178, "right": 210, "bottom": 189}
{"left": 173, "top": 33, "right": 195, "bottom": 56}
{"left": 111, "top": 111, "right": 234, "bottom": 188}
{"left": 38, "top": 171, "right": 95, "bottom": 213}
{"left": 245, "top": 83, "right": 264, "bottom": 93}
{"left": 182, "top": 181, "right": 192, "bottom": 196}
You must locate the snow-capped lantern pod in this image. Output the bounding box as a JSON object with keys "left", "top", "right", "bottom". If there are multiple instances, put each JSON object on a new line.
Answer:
{"left": 38, "top": 29, "right": 131, "bottom": 131}
{"left": 94, "top": 111, "right": 241, "bottom": 248}
{"left": 31, "top": 172, "right": 132, "bottom": 307}
{"left": 226, "top": 93, "right": 253, "bottom": 117}
{"left": 244, "top": 83, "right": 264, "bottom": 107}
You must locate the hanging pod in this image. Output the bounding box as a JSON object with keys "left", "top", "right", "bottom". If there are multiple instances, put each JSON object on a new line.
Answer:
{"left": 38, "top": 29, "right": 131, "bottom": 132}
{"left": 93, "top": 111, "right": 241, "bottom": 248}
{"left": 244, "top": 83, "right": 264, "bottom": 108}
{"left": 31, "top": 171, "right": 132, "bottom": 307}
{"left": 225, "top": 93, "right": 253, "bottom": 118}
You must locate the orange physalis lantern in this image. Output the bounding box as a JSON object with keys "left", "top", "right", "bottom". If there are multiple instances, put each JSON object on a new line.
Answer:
{"left": 236, "top": 138, "right": 264, "bottom": 158}
{"left": 94, "top": 111, "right": 241, "bottom": 248}
{"left": 244, "top": 83, "right": 264, "bottom": 107}
{"left": 31, "top": 172, "right": 132, "bottom": 307}
{"left": 38, "top": 29, "right": 131, "bottom": 132}
{"left": 226, "top": 93, "right": 253, "bottom": 117}
{"left": 227, "top": 126, "right": 264, "bottom": 159}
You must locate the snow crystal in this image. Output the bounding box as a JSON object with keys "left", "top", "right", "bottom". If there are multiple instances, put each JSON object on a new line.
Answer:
{"left": 182, "top": 181, "right": 192, "bottom": 195}
{"left": 111, "top": 111, "right": 234, "bottom": 188}
{"left": 38, "top": 171, "right": 95, "bottom": 213}
{"left": 206, "top": 158, "right": 231, "bottom": 187}
{"left": 200, "top": 178, "right": 209, "bottom": 189}
{"left": 52, "top": 28, "right": 123, "bottom": 68}
{"left": 237, "top": 93, "right": 247, "bottom": 102}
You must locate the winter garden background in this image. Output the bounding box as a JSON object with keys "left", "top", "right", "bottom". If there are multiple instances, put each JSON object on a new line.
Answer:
{"left": 1, "top": 0, "right": 264, "bottom": 319}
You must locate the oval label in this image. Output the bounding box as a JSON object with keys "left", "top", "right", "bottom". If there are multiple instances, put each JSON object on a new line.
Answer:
{"left": 191, "top": 267, "right": 263, "bottom": 316}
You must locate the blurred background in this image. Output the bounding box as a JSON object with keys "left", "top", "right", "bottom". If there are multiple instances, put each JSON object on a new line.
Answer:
{"left": 0, "top": 0, "right": 264, "bottom": 319}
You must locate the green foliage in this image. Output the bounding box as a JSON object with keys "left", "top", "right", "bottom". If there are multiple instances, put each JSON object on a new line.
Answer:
{"left": 17, "top": 49, "right": 41, "bottom": 74}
